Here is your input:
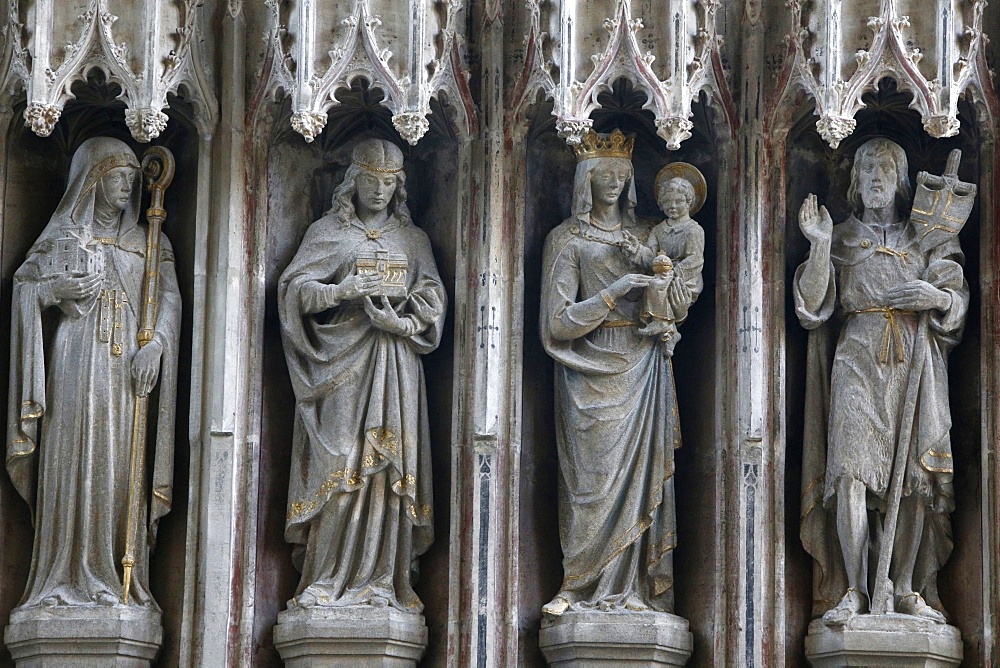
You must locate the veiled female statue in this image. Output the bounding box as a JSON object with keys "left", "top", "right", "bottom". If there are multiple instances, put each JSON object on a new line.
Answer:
{"left": 540, "top": 130, "right": 703, "bottom": 617}
{"left": 278, "top": 138, "right": 447, "bottom": 612}
{"left": 6, "top": 137, "right": 180, "bottom": 609}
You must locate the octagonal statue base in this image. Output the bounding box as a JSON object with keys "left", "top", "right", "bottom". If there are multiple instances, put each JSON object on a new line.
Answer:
{"left": 4, "top": 605, "right": 162, "bottom": 667}
{"left": 539, "top": 610, "right": 693, "bottom": 666}
{"left": 805, "top": 615, "right": 963, "bottom": 667}
{"left": 273, "top": 605, "right": 427, "bottom": 667}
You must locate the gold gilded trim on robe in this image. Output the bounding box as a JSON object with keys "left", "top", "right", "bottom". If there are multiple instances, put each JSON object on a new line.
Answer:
{"left": 366, "top": 427, "right": 399, "bottom": 455}
{"left": 564, "top": 477, "right": 666, "bottom": 584}
{"left": 920, "top": 449, "right": 955, "bottom": 474}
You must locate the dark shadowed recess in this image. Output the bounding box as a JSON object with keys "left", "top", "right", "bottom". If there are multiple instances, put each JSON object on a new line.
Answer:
{"left": 0, "top": 69, "right": 197, "bottom": 668}
{"left": 783, "top": 78, "right": 983, "bottom": 666}
{"left": 519, "top": 77, "right": 721, "bottom": 667}
{"left": 253, "top": 78, "right": 458, "bottom": 667}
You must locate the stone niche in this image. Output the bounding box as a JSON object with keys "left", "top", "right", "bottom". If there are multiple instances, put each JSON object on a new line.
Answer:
{"left": 518, "top": 78, "right": 725, "bottom": 666}
{"left": 782, "top": 78, "right": 987, "bottom": 666}
{"left": 251, "top": 79, "right": 461, "bottom": 667}
{"left": 0, "top": 71, "right": 201, "bottom": 667}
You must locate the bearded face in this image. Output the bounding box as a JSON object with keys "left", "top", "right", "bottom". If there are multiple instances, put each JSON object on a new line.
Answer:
{"left": 857, "top": 153, "right": 896, "bottom": 210}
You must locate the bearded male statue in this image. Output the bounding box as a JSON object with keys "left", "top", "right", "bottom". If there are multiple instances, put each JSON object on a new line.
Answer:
{"left": 795, "top": 138, "right": 969, "bottom": 627}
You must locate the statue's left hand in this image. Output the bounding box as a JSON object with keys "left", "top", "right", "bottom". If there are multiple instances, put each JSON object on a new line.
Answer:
{"left": 363, "top": 296, "right": 422, "bottom": 337}
{"left": 131, "top": 340, "right": 163, "bottom": 397}
{"left": 884, "top": 280, "right": 952, "bottom": 312}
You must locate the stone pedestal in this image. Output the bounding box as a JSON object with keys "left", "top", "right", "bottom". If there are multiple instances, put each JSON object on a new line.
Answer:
{"left": 3, "top": 605, "right": 162, "bottom": 667}
{"left": 273, "top": 606, "right": 428, "bottom": 667}
{"left": 539, "top": 610, "right": 693, "bottom": 666}
{"left": 805, "top": 615, "right": 963, "bottom": 667}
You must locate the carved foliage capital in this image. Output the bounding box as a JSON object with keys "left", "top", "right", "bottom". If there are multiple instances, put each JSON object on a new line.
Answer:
{"left": 23, "top": 102, "right": 61, "bottom": 137}
{"left": 125, "top": 109, "right": 170, "bottom": 144}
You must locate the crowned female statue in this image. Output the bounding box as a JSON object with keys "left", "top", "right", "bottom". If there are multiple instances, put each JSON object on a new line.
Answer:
{"left": 539, "top": 130, "right": 703, "bottom": 617}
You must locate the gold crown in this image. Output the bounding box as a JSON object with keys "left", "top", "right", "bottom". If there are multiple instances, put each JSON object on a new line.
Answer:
{"left": 573, "top": 129, "right": 635, "bottom": 162}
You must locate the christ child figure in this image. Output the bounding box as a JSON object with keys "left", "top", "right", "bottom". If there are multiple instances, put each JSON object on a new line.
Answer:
{"left": 627, "top": 171, "right": 706, "bottom": 357}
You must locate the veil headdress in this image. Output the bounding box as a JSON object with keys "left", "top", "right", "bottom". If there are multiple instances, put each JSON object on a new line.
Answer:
{"left": 28, "top": 137, "right": 142, "bottom": 255}
{"left": 7, "top": 136, "right": 177, "bottom": 542}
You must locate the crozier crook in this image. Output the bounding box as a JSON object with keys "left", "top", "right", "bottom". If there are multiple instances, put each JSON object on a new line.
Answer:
{"left": 121, "top": 145, "right": 176, "bottom": 604}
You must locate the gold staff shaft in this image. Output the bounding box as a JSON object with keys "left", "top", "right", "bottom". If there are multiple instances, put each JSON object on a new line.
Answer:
{"left": 122, "top": 146, "right": 175, "bottom": 604}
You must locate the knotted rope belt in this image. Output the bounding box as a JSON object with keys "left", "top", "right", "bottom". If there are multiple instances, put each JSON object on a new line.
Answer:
{"left": 848, "top": 307, "right": 916, "bottom": 364}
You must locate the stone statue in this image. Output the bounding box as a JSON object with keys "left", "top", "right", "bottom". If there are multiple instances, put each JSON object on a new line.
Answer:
{"left": 631, "top": 164, "right": 707, "bottom": 356}
{"left": 278, "top": 138, "right": 447, "bottom": 613}
{"left": 6, "top": 137, "right": 181, "bottom": 610}
{"left": 796, "top": 138, "right": 971, "bottom": 627}
{"left": 539, "top": 130, "right": 704, "bottom": 617}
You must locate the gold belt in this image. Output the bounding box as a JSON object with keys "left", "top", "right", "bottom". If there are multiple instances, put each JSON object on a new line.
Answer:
{"left": 848, "top": 307, "right": 916, "bottom": 364}
{"left": 600, "top": 319, "right": 639, "bottom": 328}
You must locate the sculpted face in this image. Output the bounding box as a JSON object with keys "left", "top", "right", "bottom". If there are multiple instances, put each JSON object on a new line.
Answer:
{"left": 355, "top": 169, "right": 398, "bottom": 214}
{"left": 858, "top": 153, "right": 896, "bottom": 210}
{"left": 659, "top": 185, "right": 691, "bottom": 221}
{"left": 96, "top": 166, "right": 137, "bottom": 212}
{"left": 590, "top": 160, "right": 632, "bottom": 207}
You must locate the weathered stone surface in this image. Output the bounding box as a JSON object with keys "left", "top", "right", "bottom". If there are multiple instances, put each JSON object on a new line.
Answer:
{"left": 539, "top": 610, "right": 693, "bottom": 666}
{"left": 805, "top": 616, "right": 963, "bottom": 667}
{"left": 273, "top": 606, "right": 427, "bottom": 667}
{"left": 4, "top": 605, "right": 162, "bottom": 667}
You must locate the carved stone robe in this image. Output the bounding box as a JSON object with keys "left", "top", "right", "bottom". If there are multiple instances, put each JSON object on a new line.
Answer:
{"left": 278, "top": 210, "right": 446, "bottom": 612}
{"left": 795, "top": 215, "right": 967, "bottom": 617}
{"left": 541, "top": 217, "right": 686, "bottom": 612}
{"left": 6, "top": 138, "right": 180, "bottom": 609}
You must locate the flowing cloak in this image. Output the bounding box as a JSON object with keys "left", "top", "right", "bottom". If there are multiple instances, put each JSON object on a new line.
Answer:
{"left": 5, "top": 138, "right": 180, "bottom": 607}
{"left": 278, "top": 211, "right": 446, "bottom": 609}
{"left": 795, "top": 216, "right": 967, "bottom": 617}
{"left": 540, "top": 218, "right": 685, "bottom": 611}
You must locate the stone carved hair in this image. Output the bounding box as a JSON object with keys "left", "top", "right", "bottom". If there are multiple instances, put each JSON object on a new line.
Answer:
{"left": 325, "top": 140, "right": 413, "bottom": 227}
{"left": 846, "top": 137, "right": 912, "bottom": 218}
{"left": 571, "top": 156, "right": 638, "bottom": 226}
{"left": 657, "top": 176, "right": 696, "bottom": 206}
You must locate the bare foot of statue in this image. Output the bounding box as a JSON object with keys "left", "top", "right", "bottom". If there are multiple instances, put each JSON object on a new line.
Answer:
{"left": 95, "top": 591, "right": 119, "bottom": 606}
{"left": 896, "top": 592, "right": 946, "bottom": 623}
{"left": 822, "top": 588, "right": 867, "bottom": 627}
{"left": 542, "top": 594, "right": 572, "bottom": 618}
{"left": 292, "top": 589, "right": 318, "bottom": 609}
{"left": 623, "top": 594, "right": 649, "bottom": 612}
